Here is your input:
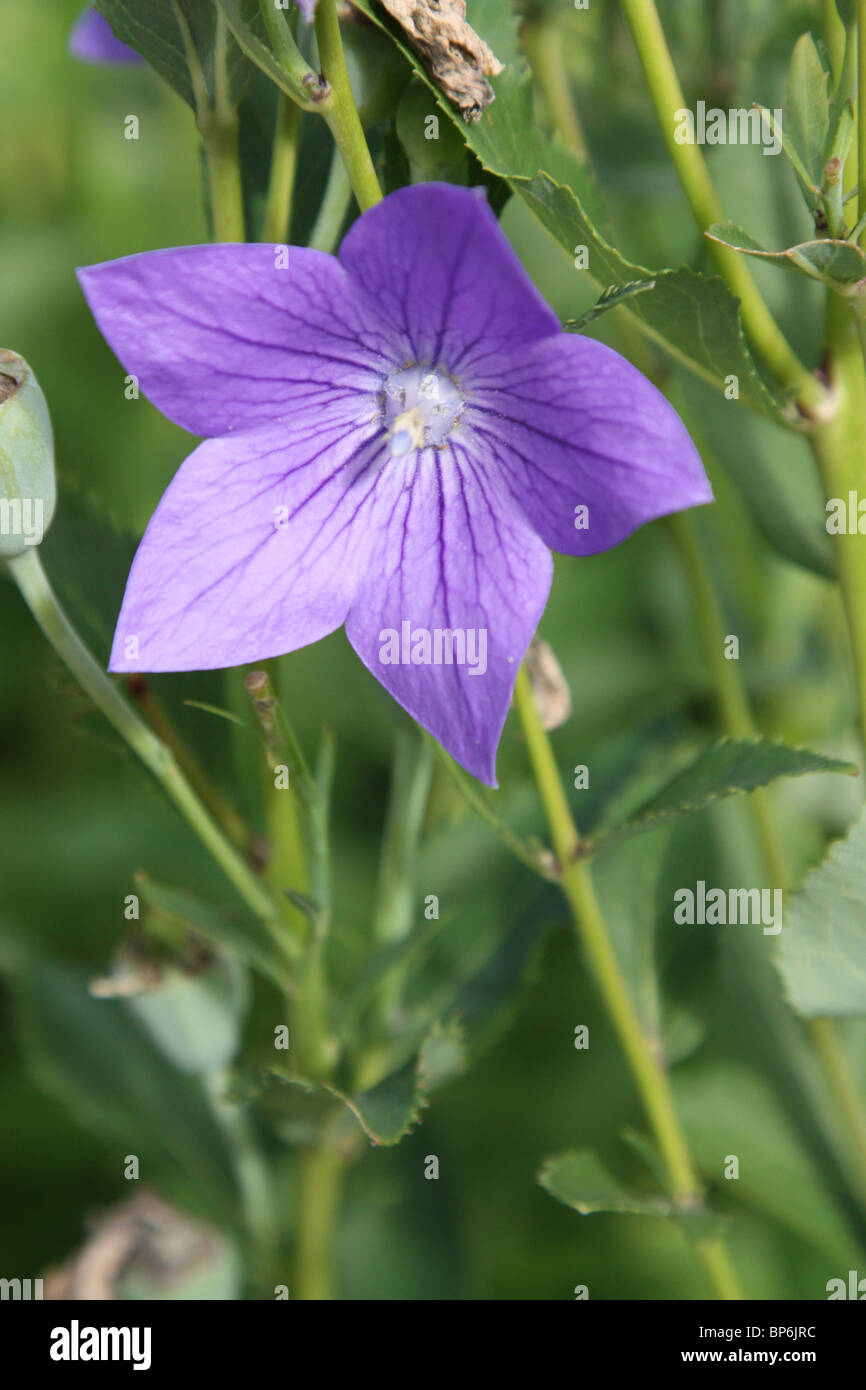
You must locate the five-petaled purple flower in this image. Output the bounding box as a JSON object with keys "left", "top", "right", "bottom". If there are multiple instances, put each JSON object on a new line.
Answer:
{"left": 78, "top": 184, "right": 710, "bottom": 784}
{"left": 70, "top": 7, "right": 145, "bottom": 65}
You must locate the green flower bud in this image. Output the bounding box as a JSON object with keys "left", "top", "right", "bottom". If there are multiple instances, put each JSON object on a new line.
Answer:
{"left": 0, "top": 351, "right": 55, "bottom": 559}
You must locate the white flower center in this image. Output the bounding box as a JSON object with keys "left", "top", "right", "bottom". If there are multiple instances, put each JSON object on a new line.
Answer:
{"left": 383, "top": 365, "right": 464, "bottom": 455}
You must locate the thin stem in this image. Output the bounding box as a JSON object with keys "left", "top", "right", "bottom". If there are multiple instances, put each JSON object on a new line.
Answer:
{"left": 263, "top": 92, "right": 301, "bottom": 243}
{"left": 809, "top": 1020, "right": 866, "bottom": 1194}
{"left": 513, "top": 664, "right": 742, "bottom": 1299}
{"left": 619, "top": 0, "right": 828, "bottom": 416}
{"left": 859, "top": 0, "right": 866, "bottom": 231}
{"left": 522, "top": 17, "right": 587, "bottom": 158}
{"left": 294, "top": 1123, "right": 344, "bottom": 1300}
{"left": 428, "top": 734, "right": 553, "bottom": 879}
{"left": 127, "top": 676, "right": 254, "bottom": 859}
{"left": 666, "top": 513, "right": 786, "bottom": 887}
{"left": 669, "top": 508, "right": 866, "bottom": 1203}
{"left": 7, "top": 548, "right": 293, "bottom": 964}
{"left": 308, "top": 144, "right": 353, "bottom": 252}
{"left": 812, "top": 294, "right": 866, "bottom": 741}
{"left": 314, "top": 0, "right": 382, "bottom": 212}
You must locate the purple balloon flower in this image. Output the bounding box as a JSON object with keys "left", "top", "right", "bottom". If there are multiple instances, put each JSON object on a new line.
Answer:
{"left": 70, "top": 7, "right": 145, "bottom": 66}
{"left": 77, "top": 184, "right": 710, "bottom": 785}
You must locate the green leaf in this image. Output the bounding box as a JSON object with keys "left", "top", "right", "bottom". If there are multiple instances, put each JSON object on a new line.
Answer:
{"left": 564, "top": 279, "right": 657, "bottom": 333}
{"left": 0, "top": 940, "right": 232, "bottom": 1196}
{"left": 268, "top": 1055, "right": 427, "bottom": 1146}
{"left": 538, "top": 1151, "right": 721, "bottom": 1234}
{"left": 779, "top": 807, "right": 866, "bottom": 1017}
{"left": 675, "top": 1063, "right": 862, "bottom": 1264}
{"left": 706, "top": 222, "right": 866, "bottom": 295}
{"left": 350, "top": 3, "right": 794, "bottom": 425}
{"left": 97, "top": 1, "right": 253, "bottom": 112}
{"left": 784, "top": 34, "right": 832, "bottom": 201}
{"left": 135, "top": 874, "right": 285, "bottom": 987}
{"left": 590, "top": 739, "right": 857, "bottom": 854}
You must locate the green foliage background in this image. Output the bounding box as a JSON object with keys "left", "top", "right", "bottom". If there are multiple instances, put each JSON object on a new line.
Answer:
{"left": 1, "top": 0, "right": 865, "bottom": 1298}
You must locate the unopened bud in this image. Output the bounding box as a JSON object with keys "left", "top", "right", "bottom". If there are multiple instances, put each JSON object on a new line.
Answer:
{"left": 0, "top": 351, "right": 55, "bottom": 558}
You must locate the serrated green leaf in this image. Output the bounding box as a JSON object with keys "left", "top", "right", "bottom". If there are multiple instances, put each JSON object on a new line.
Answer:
{"left": 269, "top": 1055, "right": 427, "bottom": 1146}
{"left": 706, "top": 222, "right": 866, "bottom": 294}
{"left": 590, "top": 740, "right": 857, "bottom": 853}
{"left": 97, "top": 0, "right": 253, "bottom": 112}
{"left": 564, "top": 279, "right": 657, "bottom": 332}
{"left": 779, "top": 807, "right": 866, "bottom": 1017}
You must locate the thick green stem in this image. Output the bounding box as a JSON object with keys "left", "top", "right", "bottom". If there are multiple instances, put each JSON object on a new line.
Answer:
{"left": 619, "top": 0, "right": 828, "bottom": 416}
{"left": 7, "top": 548, "right": 292, "bottom": 964}
{"left": 859, "top": 0, "right": 866, "bottom": 231}
{"left": 294, "top": 1123, "right": 344, "bottom": 1300}
{"left": 314, "top": 0, "right": 382, "bottom": 211}
{"left": 263, "top": 92, "right": 300, "bottom": 243}
{"left": 513, "top": 664, "right": 742, "bottom": 1299}
{"left": 203, "top": 115, "right": 246, "bottom": 242}
{"left": 173, "top": 2, "right": 246, "bottom": 242}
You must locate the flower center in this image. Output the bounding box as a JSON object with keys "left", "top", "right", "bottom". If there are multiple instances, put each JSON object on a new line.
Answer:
{"left": 383, "top": 366, "right": 464, "bottom": 455}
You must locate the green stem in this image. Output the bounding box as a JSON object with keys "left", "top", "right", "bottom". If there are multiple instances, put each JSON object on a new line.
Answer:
{"left": 308, "top": 144, "right": 353, "bottom": 252}
{"left": 513, "top": 664, "right": 742, "bottom": 1299}
{"left": 7, "top": 548, "right": 293, "bottom": 964}
{"left": 809, "top": 1019, "right": 866, "bottom": 1194}
{"left": 173, "top": 1, "right": 246, "bottom": 242}
{"left": 619, "top": 0, "right": 828, "bottom": 416}
{"left": 666, "top": 512, "right": 786, "bottom": 887}
{"left": 263, "top": 92, "right": 301, "bottom": 243}
{"left": 811, "top": 295, "right": 866, "bottom": 740}
{"left": 202, "top": 115, "right": 245, "bottom": 242}
{"left": 314, "top": 0, "right": 382, "bottom": 212}
{"left": 294, "top": 1123, "right": 344, "bottom": 1300}
{"left": 668, "top": 508, "right": 866, "bottom": 1204}
{"left": 522, "top": 17, "right": 587, "bottom": 158}
{"left": 858, "top": 0, "right": 866, "bottom": 231}
{"left": 127, "top": 677, "right": 254, "bottom": 859}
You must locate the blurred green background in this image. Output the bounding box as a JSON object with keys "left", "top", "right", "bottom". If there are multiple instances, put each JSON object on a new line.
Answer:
{"left": 2, "top": 0, "right": 866, "bottom": 1299}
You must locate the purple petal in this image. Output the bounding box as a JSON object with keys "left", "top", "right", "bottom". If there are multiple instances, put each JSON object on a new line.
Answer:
{"left": 296, "top": 0, "right": 319, "bottom": 19}
{"left": 109, "top": 405, "right": 385, "bottom": 672}
{"left": 345, "top": 446, "right": 553, "bottom": 786}
{"left": 70, "top": 7, "right": 145, "bottom": 65}
{"left": 78, "top": 245, "right": 389, "bottom": 439}
{"left": 339, "top": 183, "right": 560, "bottom": 372}
{"left": 467, "top": 333, "right": 712, "bottom": 555}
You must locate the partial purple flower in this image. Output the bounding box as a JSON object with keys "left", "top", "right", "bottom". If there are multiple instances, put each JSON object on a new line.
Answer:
{"left": 70, "top": 7, "right": 145, "bottom": 65}
{"left": 296, "top": 1, "right": 319, "bottom": 21}
{"left": 77, "top": 184, "right": 710, "bottom": 785}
